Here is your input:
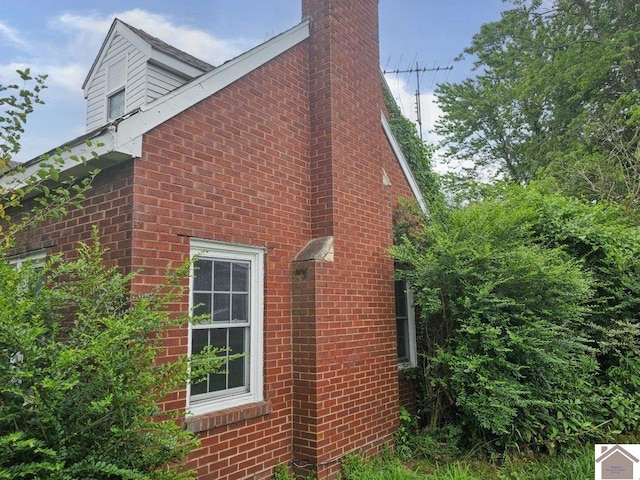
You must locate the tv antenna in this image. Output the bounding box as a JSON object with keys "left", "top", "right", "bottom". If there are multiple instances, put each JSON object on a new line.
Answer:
{"left": 383, "top": 63, "right": 453, "bottom": 139}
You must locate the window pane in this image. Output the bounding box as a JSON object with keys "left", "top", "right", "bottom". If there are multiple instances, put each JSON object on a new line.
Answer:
{"left": 228, "top": 328, "right": 246, "bottom": 389}
{"left": 107, "top": 58, "right": 126, "bottom": 90}
{"left": 228, "top": 327, "right": 246, "bottom": 356}
{"left": 193, "top": 292, "right": 212, "bottom": 321}
{"left": 210, "top": 328, "right": 227, "bottom": 351}
{"left": 190, "top": 329, "right": 209, "bottom": 395}
{"left": 194, "top": 259, "right": 212, "bottom": 291}
{"left": 395, "top": 281, "right": 407, "bottom": 318}
{"left": 232, "top": 262, "right": 249, "bottom": 291}
{"left": 213, "top": 293, "right": 230, "bottom": 322}
{"left": 209, "top": 329, "right": 228, "bottom": 392}
{"left": 191, "top": 378, "right": 208, "bottom": 395}
{"left": 397, "top": 318, "right": 408, "bottom": 361}
{"left": 191, "top": 329, "right": 209, "bottom": 355}
{"left": 108, "top": 89, "right": 125, "bottom": 120}
{"left": 232, "top": 293, "right": 248, "bottom": 322}
{"left": 214, "top": 261, "right": 231, "bottom": 291}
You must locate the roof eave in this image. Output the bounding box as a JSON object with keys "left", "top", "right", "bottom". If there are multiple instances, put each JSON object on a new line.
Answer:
{"left": 3, "top": 18, "right": 311, "bottom": 193}
{"left": 381, "top": 111, "right": 429, "bottom": 215}
{"left": 0, "top": 128, "right": 140, "bottom": 197}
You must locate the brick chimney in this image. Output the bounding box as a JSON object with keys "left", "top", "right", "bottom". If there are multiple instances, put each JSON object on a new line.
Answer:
{"left": 302, "top": 0, "right": 384, "bottom": 238}
{"left": 292, "top": 1, "right": 399, "bottom": 478}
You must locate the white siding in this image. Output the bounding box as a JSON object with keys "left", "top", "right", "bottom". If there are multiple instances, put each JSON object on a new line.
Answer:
{"left": 146, "top": 63, "right": 188, "bottom": 103}
{"left": 85, "top": 27, "right": 196, "bottom": 132}
{"left": 85, "top": 33, "right": 147, "bottom": 131}
{"left": 125, "top": 49, "right": 146, "bottom": 111}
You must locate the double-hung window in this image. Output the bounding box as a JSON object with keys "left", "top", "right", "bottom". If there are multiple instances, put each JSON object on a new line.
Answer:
{"left": 395, "top": 280, "right": 417, "bottom": 367}
{"left": 106, "top": 57, "right": 126, "bottom": 121}
{"left": 188, "top": 240, "right": 264, "bottom": 415}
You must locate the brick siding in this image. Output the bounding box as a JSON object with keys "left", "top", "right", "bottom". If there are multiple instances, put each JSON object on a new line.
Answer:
{"left": 8, "top": 0, "right": 421, "bottom": 477}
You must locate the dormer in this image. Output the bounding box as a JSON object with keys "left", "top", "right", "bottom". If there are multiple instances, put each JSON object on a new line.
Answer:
{"left": 82, "top": 19, "right": 214, "bottom": 132}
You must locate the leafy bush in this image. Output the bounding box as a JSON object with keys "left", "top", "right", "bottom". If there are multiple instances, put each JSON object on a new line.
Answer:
{"left": 0, "top": 230, "right": 225, "bottom": 479}
{"left": 393, "top": 183, "right": 640, "bottom": 452}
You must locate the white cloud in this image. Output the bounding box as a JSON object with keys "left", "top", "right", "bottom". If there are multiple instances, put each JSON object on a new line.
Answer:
{"left": 5, "top": 9, "right": 261, "bottom": 162}
{"left": 0, "top": 21, "right": 29, "bottom": 50}
{"left": 0, "top": 61, "right": 85, "bottom": 94}
{"left": 53, "top": 9, "right": 254, "bottom": 67}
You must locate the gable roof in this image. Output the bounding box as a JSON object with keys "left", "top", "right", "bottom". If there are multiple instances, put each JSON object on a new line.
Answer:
{"left": 4, "top": 19, "right": 311, "bottom": 193}
{"left": 119, "top": 20, "right": 215, "bottom": 73}
{"left": 82, "top": 19, "right": 214, "bottom": 93}
{"left": 3, "top": 17, "right": 428, "bottom": 215}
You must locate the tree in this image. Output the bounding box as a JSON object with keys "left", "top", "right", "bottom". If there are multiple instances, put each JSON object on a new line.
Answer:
{"left": 1, "top": 69, "right": 96, "bottom": 245}
{"left": 0, "top": 73, "right": 225, "bottom": 479}
{"left": 435, "top": 0, "right": 640, "bottom": 211}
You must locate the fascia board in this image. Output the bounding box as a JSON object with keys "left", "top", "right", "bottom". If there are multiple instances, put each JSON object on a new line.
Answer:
{"left": 381, "top": 112, "right": 429, "bottom": 215}
{"left": 83, "top": 21, "right": 118, "bottom": 92}
{"left": 0, "top": 130, "right": 141, "bottom": 191}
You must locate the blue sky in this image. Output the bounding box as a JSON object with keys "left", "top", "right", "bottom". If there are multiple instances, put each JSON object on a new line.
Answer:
{"left": 0, "top": 0, "right": 506, "bottom": 163}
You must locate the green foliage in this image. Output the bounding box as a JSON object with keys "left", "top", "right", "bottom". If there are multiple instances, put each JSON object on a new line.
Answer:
{"left": 272, "top": 464, "right": 294, "bottom": 480}
{"left": 0, "top": 229, "right": 227, "bottom": 479}
{"left": 382, "top": 78, "right": 442, "bottom": 208}
{"left": 435, "top": 0, "right": 640, "bottom": 211}
{"left": 272, "top": 462, "right": 315, "bottom": 480}
{"left": 338, "top": 442, "right": 597, "bottom": 480}
{"left": 0, "top": 68, "right": 229, "bottom": 479}
{"left": 393, "top": 182, "right": 640, "bottom": 453}
{"left": 394, "top": 409, "right": 462, "bottom": 465}
{"left": 339, "top": 452, "right": 422, "bottom": 480}
{"left": 1, "top": 72, "right": 97, "bottom": 245}
{"left": 0, "top": 68, "right": 46, "bottom": 168}
{"left": 394, "top": 407, "right": 419, "bottom": 461}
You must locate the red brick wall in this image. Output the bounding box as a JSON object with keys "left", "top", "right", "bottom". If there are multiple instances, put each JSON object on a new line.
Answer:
{"left": 297, "top": 0, "right": 419, "bottom": 477}
{"left": 10, "top": 162, "right": 134, "bottom": 269}
{"left": 8, "top": 1, "right": 421, "bottom": 477}
{"left": 130, "top": 42, "right": 311, "bottom": 480}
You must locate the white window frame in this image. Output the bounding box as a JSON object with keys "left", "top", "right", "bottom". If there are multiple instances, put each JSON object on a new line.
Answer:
{"left": 187, "top": 239, "right": 264, "bottom": 416}
{"left": 7, "top": 250, "right": 46, "bottom": 269}
{"left": 7, "top": 249, "right": 47, "bottom": 291}
{"left": 105, "top": 57, "right": 127, "bottom": 122}
{"left": 396, "top": 280, "right": 417, "bottom": 368}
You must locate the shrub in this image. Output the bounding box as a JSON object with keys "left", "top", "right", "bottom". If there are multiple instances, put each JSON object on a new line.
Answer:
{"left": 392, "top": 183, "right": 640, "bottom": 452}
{"left": 0, "top": 230, "right": 225, "bottom": 479}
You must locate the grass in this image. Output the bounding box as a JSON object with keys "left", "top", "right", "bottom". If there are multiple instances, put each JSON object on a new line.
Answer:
{"left": 337, "top": 444, "right": 596, "bottom": 480}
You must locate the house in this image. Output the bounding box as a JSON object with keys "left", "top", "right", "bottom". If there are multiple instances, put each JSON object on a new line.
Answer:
{"left": 596, "top": 444, "right": 639, "bottom": 480}
{"left": 2, "top": 0, "right": 426, "bottom": 478}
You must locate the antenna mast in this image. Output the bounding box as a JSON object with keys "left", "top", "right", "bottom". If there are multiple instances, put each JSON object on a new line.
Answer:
{"left": 383, "top": 63, "right": 453, "bottom": 139}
